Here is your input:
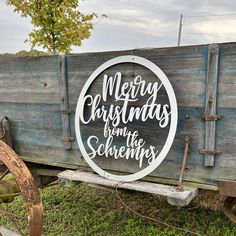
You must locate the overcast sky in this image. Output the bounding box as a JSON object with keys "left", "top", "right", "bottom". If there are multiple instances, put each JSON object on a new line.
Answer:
{"left": 1, "top": 0, "right": 236, "bottom": 53}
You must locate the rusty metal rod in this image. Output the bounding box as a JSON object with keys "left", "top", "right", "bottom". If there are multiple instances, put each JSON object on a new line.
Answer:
{"left": 176, "top": 135, "right": 191, "bottom": 192}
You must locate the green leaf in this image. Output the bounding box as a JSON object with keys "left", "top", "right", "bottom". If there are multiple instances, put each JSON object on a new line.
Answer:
{"left": 6, "top": 0, "right": 98, "bottom": 54}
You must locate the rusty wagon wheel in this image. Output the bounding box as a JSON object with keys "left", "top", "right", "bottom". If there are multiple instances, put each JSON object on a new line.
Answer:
{"left": 223, "top": 197, "right": 236, "bottom": 224}
{"left": 0, "top": 140, "right": 43, "bottom": 236}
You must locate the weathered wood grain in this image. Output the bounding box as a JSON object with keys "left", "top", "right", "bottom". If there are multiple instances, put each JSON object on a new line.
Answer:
{"left": 58, "top": 170, "right": 198, "bottom": 206}
{"left": 58, "top": 56, "right": 73, "bottom": 150}
{"left": 0, "top": 56, "right": 60, "bottom": 104}
{"left": 218, "top": 44, "right": 236, "bottom": 108}
{"left": 67, "top": 46, "right": 207, "bottom": 107}
{"left": 203, "top": 44, "right": 219, "bottom": 166}
{"left": 0, "top": 227, "right": 21, "bottom": 236}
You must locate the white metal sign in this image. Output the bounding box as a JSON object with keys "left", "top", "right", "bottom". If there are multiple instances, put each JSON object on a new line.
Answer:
{"left": 75, "top": 55, "right": 178, "bottom": 182}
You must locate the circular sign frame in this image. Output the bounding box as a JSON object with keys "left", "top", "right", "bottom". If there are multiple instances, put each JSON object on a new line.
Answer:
{"left": 75, "top": 55, "right": 178, "bottom": 182}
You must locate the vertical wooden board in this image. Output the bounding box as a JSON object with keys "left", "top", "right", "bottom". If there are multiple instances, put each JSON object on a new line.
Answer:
{"left": 218, "top": 43, "right": 236, "bottom": 108}
{"left": 216, "top": 108, "right": 236, "bottom": 168}
{"left": 215, "top": 43, "right": 236, "bottom": 171}
{"left": 203, "top": 44, "right": 220, "bottom": 166}
{"left": 58, "top": 55, "right": 73, "bottom": 150}
{"left": 0, "top": 56, "right": 60, "bottom": 104}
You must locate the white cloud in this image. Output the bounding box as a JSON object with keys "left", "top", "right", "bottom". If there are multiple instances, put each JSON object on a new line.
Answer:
{"left": 193, "top": 19, "right": 236, "bottom": 42}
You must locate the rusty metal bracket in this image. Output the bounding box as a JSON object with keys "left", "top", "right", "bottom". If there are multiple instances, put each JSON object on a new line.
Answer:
{"left": 202, "top": 114, "right": 222, "bottom": 121}
{"left": 199, "top": 148, "right": 220, "bottom": 156}
{"left": 176, "top": 135, "right": 191, "bottom": 192}
{"left": 62, "top": 136, "right": 75, "bottom": 142}
{"left": 60, "top": 109, "right": 72, "bottom": 114}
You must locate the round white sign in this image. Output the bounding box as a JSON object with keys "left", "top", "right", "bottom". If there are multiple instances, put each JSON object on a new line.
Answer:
{"left": 75, "top": 55, "right": 178, "bottom": 182}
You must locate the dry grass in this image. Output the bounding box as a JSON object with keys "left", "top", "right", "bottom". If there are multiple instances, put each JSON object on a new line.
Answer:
{"left": 192, "top": 190, "right": 226, "bottom": 211}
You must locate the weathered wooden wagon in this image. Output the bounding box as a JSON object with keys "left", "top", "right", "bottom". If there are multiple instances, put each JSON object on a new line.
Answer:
{"left": 0, "top": 42, "right": 236, "bottom": 235}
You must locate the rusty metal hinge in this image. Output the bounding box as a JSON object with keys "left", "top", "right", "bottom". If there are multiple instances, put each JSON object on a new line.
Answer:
{"left": 62, "top": 136, "right": 75, "bottom": 142}
{"left": 199, "top": 148, "right": 220, "bottom": 156}
{"left": 60, "top": 109, "right": 72, "bottom": 114}
{"left": 202, "top": 114, "right": 222, "bottom": 121}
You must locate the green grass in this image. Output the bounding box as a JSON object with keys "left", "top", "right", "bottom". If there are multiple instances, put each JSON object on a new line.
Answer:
{"left": 0, "top": 183, "right": 235, "bottom": 236}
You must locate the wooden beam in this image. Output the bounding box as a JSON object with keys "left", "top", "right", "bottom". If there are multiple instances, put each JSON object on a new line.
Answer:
{"left": 59, "top": 55, "right": 73, "bottom": 150}
{"left": 204, "top": 44, "right": 220, "bottom": 166}
{"left": 219, "top": 180, "right": 236, "bottom": 198}
{"left": 0, "top": 227, "right": 21, "bottom": 236}
{"left": 58, "top": 170, "right": 198, "bottom": 206}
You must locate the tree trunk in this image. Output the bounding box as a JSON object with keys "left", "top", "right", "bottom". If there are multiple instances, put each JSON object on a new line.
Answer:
{"left": 53, "top": 47, "right": 56, "bottom": 55}
{"left": 51, "top": 32, "right": 56, "bottom": 55}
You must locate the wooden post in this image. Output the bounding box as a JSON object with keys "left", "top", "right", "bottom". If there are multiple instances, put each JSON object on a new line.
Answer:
{"left": 203, "top": 44, "right": 220, "bottom": 166}
{"left": 59, "top": 55, "right": 73, "bottom": 150}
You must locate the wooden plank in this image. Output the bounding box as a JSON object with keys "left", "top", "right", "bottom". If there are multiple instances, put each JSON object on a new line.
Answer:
{"left": 67, "top": 45, "right": 207, "bottom": 107}
{"left": 57, "top": 170, "right": 198, "bottom": 206}
{"left": 0, "top": 56, "right": 60, "bottom": 104}
{"left": 204, "top": 44, "right": 219, "bottom": 166}
{"left": 58, "top": 56, "right": 73, "bottom": 150}
{"left": 219, "top": 180, "right": 236, "bottom": 197}
{"left": 0, "top": 227, "right": 21, "bottom": 236}
{"left": 218, "top": 43, "right": 236, "bottom": 108}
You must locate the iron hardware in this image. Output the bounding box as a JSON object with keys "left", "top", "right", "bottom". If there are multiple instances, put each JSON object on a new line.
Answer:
{"left": 202, "top": 114, "right": 222, "bottom": 121}
{"left": 199, "top": 148, "right": 220, "bottom": 156}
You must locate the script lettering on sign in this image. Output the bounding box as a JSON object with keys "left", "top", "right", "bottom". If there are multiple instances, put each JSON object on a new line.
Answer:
{"left": 80, "top": 72, "right": 171, "bottom": 168}
{"left": 75, "top": 56, "right": 178, "bottom": 182}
